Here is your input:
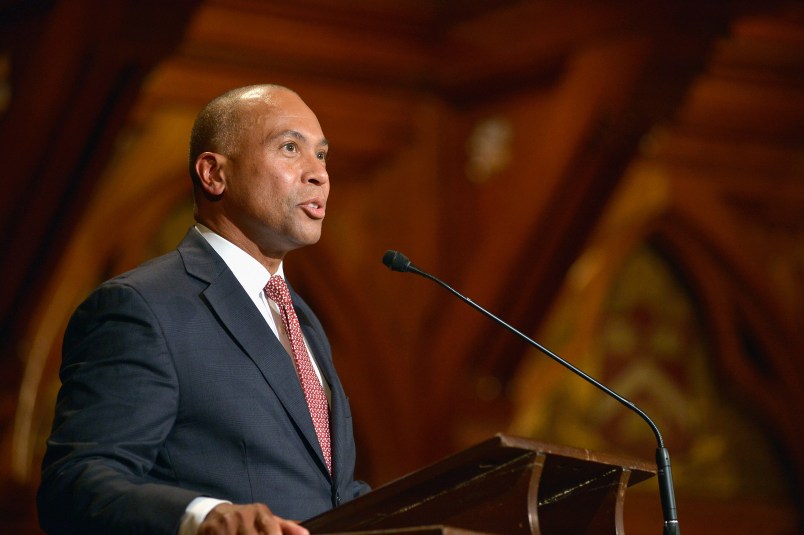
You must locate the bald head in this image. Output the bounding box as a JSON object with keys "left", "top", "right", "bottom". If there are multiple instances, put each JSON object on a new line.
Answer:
{"left": 188, "top": 84, "right": 298, "bottom": 186}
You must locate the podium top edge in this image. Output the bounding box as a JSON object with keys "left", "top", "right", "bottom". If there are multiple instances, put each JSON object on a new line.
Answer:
{"left": 493, "top": 433, "right": 657, "bottom": 474}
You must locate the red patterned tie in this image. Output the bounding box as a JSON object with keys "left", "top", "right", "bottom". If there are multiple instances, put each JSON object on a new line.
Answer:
{"left": 265, "top": 275, "right": 332, "bottom": 473}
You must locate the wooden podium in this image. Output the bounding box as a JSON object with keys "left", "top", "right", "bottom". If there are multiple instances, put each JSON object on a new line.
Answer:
{"left": 303, "top": 434, "right": 656, "bottom": 535}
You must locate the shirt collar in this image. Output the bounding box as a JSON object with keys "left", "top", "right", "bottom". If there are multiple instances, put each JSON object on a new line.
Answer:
{"left": 195, "top": 224, "right": 283, "bottom": 297}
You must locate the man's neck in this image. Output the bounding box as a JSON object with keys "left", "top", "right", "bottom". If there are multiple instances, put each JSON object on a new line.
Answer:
{"left": 195, "top": 218, "right": 283, "bottom": 274}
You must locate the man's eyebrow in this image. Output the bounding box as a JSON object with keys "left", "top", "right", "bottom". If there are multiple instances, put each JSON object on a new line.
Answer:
{"left": 269, "top": 130, "right": 328, "bottom": 147}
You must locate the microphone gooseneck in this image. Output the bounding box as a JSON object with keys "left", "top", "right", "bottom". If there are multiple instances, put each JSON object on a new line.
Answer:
{"left": 382, "top": 249, "right": 680, "bottom": 535}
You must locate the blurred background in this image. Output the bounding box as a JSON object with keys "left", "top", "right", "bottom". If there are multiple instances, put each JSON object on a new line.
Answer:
{"left": 1, "top": 0, "right": 802, "bottom": 533}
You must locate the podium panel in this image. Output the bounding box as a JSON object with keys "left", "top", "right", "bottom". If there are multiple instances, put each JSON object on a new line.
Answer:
{"left": 303, "top": 434, "right": 655, "bottom": 535}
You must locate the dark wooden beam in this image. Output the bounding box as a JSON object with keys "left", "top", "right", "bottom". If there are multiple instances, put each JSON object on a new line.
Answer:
{"left": 0, "top": 0, "right": 201, "bottom": 358}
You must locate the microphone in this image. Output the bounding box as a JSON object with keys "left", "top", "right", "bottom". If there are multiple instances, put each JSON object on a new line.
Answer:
{"left": 382, "top": 249, "right": 680, "bottom": 535}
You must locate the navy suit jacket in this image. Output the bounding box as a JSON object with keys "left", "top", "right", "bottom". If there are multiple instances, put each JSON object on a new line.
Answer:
{"left": 37, "top": 229, "right": 369, "bottom": 534}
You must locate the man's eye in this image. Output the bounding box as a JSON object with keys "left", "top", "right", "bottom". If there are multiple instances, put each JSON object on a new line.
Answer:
{"left": 283, "top": 142, "right": 297, "bottom": 152}
{"left": 317, "top": 151, "right": 327, "bottom": 161}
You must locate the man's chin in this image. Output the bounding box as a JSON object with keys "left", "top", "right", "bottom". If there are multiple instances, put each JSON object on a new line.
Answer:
{"left": 288, "top": 230, "right": 323, "bottom": 250}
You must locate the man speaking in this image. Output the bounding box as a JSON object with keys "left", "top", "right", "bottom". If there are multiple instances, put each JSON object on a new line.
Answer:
{"left": 37, "top": 84, "right": 370, "bottom": 535}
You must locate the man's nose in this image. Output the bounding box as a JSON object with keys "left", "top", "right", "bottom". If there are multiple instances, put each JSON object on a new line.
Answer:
{"left": 302, "top": 153, "right": 328, "bottom": 186}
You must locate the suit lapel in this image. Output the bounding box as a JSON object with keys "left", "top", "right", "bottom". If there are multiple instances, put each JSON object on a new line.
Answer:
{"left": 178, "top": 230, "right": 330, "bottom": 476}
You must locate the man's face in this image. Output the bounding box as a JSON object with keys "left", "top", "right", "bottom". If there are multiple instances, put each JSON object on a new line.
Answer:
{"left": 221, "top": 89, "right": 330, "bottom": 257}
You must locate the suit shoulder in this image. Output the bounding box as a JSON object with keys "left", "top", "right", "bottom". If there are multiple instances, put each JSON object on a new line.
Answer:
{"left": 106, "top": 250, "right": 187, "bottom": 290}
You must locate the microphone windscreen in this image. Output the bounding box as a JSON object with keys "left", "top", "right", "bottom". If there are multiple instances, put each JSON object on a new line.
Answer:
{"left": 382, "top": 250, "right": 411, "bottom": 272}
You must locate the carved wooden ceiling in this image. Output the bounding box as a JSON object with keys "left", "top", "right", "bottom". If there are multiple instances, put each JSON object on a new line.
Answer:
{"left": 6, "top": 0, "right": 800, "bottom": 345}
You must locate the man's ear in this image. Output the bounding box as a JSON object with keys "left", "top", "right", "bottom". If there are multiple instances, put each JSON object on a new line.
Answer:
{"left": 195, "top": 152, "right": 227, "bottom": 197}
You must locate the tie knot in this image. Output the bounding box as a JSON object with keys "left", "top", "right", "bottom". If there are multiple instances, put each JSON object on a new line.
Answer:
{"left": 264, "top": 275, "right": 291, "bottom": 306}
